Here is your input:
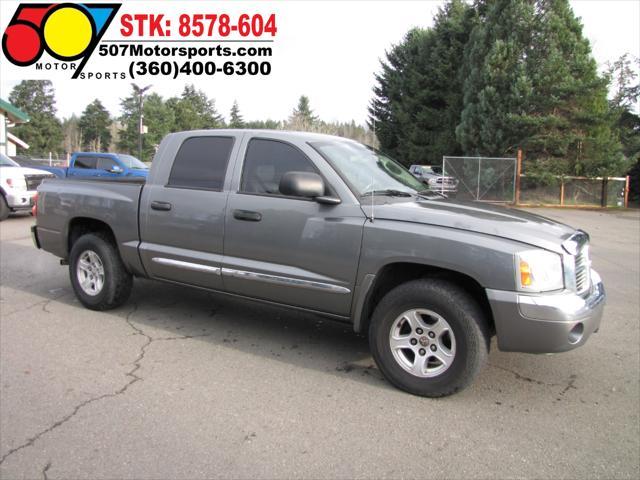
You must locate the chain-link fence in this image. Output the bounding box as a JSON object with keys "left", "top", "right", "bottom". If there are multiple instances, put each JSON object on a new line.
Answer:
{"left": 519, "top": 175, "right": 628, "bottom": 207}
{"left": 442, "top": 156, "right": 517, "bottom": 202}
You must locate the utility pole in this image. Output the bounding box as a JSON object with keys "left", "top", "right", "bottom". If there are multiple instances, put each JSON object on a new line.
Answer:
{"left": 515, "top": 148, "right": 522, "bottom": 205}
{"left": 131, "top": 83, "right": 152, "bottom": 161}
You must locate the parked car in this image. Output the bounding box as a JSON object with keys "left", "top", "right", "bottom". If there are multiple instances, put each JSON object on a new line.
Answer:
{"left": 32, "top": 130, "right": 605, "bottom": 397}
{"left": 410, "top": 164, "right": 458, "bottom": 196}
{"left": 35, "top": 152, "right": 149, "bottom": 179}
{"left": 0, "top": 153, "right": 54, "bottom": 221}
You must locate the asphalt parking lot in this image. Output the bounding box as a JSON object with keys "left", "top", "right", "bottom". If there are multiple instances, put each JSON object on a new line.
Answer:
{"left": 0, "top": 208, "right": 638, "bottom": 479}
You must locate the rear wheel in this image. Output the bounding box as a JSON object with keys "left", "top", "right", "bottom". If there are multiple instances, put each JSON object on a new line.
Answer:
{"left": 69, "top": 233, "right": 133, "bottom": 310}
{"left": 0, "top": 195, "right": 9, "bottom": 221}
{"left": 369, "top": 278, "right": 490, "bottom": 397}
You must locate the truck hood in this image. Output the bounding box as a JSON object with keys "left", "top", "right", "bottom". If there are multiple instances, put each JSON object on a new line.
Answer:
{"left": 362, "top": 198, "right": 575, "bottom": 253}
{"left": 1, "top": 166, "right": 55, "bottom": 177}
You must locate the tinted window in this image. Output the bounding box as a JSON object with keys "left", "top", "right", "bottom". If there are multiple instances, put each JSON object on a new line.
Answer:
{"left": 168, "top": 136, "right": 234, "bottom": 190}
{"left": 75, "top": 156, "right": 97, "bottom": 169}
{"left": 241, "top": 139, "right": 318, "bottom": 196}
{"left": 97, "top": 157, "right": 119, "bottom": 171}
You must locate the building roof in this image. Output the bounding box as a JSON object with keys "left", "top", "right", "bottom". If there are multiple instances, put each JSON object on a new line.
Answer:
{"left": 0, "top": 98, "right": 29, "bottom": 123}
{"left": 7, "top": 132, "right": 29, "bottom": 149}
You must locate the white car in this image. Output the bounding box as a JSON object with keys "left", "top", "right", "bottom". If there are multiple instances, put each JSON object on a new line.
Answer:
{"left": 0, "top": 153, "right": 55, "bottom": 221}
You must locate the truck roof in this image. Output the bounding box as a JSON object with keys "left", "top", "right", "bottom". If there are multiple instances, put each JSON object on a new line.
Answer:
{"left": 164, "top": 129, "right": 366, "bottom": 143}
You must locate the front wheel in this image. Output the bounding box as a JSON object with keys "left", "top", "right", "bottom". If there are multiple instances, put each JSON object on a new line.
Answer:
{"left": 69, "top": 233, "right": 133, "bottom": 310}
{"left": 369, "top": 279, "right": 490, "bottom": 397}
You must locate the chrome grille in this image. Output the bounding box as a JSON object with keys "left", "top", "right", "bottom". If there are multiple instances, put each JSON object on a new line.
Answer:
{"left": 24, "top": 174, "right": 50, "bottom": 191}
{"left": 574, "top": 245, "right": 591, "bottom": 295}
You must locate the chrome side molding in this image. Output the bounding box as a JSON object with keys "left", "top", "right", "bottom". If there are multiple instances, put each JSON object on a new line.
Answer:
{"left": 151, "top": 258, "right": 350, "bottom": 294}
{"left": 221, "top": 268, "right": 351, "bottom": 294}
{"left": 151, "top": 257, "right": 221, "bottom": 275}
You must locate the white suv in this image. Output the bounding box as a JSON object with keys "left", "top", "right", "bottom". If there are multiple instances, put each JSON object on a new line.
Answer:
{"left": 0, "top": 153, "right": 54, "bottom": 221}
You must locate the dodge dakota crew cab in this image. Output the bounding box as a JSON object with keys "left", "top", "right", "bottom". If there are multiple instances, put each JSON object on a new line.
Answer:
{"left": 32, "top": 130, "right": 606, "bottom": 397}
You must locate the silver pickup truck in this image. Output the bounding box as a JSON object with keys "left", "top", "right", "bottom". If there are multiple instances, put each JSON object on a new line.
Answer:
{"left": 32, "top": 130, "right": 605, "bottom": 397}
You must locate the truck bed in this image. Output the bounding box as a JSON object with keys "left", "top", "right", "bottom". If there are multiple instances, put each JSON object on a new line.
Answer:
{"left": 36, "top": 177, "right": 145, "bottom": 273}
{"left": 46, "top": 176, "right": 147, "bottom": 184}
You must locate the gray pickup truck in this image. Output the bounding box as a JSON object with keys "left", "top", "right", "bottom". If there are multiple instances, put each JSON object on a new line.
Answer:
{"left": 32, "top": 130, "right": 605, "bottom": 397}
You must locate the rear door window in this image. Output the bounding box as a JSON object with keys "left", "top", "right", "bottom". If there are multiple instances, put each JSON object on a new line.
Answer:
{"left": 168, "top": 136, "right": 234, "bottom": 190}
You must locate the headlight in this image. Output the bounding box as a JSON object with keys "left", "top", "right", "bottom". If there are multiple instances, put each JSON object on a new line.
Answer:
{"left": 5, "top": 177, "right": 27, "bottom": 190}
{"left": 515, "top": 250, "right": 564, "bottom": 292}
{"left": 428, "top": 178, "right": 438, "bottom": 185}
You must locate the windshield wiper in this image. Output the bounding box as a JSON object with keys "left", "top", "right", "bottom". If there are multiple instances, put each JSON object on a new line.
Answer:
{"left": 417, "top": 189, "right": 446, "bottom": 198}
{"left": 361, "top": 189, "right": 413, "bottom": 197}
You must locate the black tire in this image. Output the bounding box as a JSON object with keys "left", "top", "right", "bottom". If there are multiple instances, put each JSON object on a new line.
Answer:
{"left": 369, "top": 278, "right": 490, "bottom": 397}
{"left": 69, "top": 233, "right": 133, "bottom": 311}
{"left": 0, "top": 195, "right": 10, "bottom": 221}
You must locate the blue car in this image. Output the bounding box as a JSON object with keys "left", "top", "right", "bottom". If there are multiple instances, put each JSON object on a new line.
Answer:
{"left": 36, "top": 152, "right": 149, "bottom": 179}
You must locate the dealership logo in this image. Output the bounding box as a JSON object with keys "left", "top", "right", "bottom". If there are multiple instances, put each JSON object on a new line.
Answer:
{"left": 2, "top": 2, "right": 120, "bottom": 78}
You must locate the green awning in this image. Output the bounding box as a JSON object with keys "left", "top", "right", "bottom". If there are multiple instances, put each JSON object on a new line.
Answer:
{"left": 0, "top": 98, "right": 29, "bottom": 123}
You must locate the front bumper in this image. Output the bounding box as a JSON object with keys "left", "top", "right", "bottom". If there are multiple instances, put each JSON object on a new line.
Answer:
{"left": 486, "top": 269, "right": 605, "bottom": 353}
{"left": 427, "top": 185, "right": 458, "bottom": 194}
{"left": 4, "top": 189, "right": 37, "bottom": 211}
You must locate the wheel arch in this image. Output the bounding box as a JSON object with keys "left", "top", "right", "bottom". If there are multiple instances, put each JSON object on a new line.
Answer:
{"left": 354, "top": 262, "right": 495, "bottom": 336}
{"left": 67, "top": 217, "right": 117, "bottom": 254}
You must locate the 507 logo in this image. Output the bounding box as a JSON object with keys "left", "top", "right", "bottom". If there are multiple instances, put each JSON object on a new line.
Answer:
{"left": 2, "top": 2, "right": 120, "bottom": 78}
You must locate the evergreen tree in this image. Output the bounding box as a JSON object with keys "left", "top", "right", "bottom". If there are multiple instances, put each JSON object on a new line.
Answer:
{"left": 607, "top": 53, "right": 639, "bottom": 201}
{"left": 456, "top": 0, "right": 535, "bottom": 158}
{"left": 525, "top": 0, "right": 622, "bottom": 176}
{"left": 8, "top": 80, "right": 63, "bottom": 156}
{"left": 118, "top": 88, "right": 174, "bottom": 161}
{"left": 369, "top": 0, "right": 475, "bottom": 165}
{"left": 287, "top": 95, "right": 318, "bottom": 130}
{"left": 456, "top": 0, "right": 623, "bottom": 176}
{"left": 244, "top": 119, "right": 281, "bottom": 130}
{"left": 607, "top": 54, "right": 640, "bottom": 162}
{"left": 117, "top": 92, "right": 139, "bottom": 156}
{"left": 142, "top": 94, "right": 175, "bottom": 160}
{"left": 78, "top": 99, "right": 112, "bottom": 151}
{"left": 229, "top": 100, "right": 245, "bottom": 128}
{"left": 167, "top": 85, "right": 224, "bottom": 131}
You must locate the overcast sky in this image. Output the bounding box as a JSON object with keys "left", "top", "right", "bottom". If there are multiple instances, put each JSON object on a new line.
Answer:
{"left": 0, "top": 0, "right": 638, "bottom": 124}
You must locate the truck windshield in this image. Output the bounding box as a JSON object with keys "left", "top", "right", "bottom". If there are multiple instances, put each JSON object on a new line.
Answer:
{"left": 310, "top": 140, "right": 425, "bottom": 196}
{"left": 0, "top": 153, "right": 19, "bottom": 167}
{"left": 118, "top": 154, "right": 148, "bottom": 170}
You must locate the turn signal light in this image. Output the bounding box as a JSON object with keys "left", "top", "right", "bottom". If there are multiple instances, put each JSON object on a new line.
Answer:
{"left": 519, "top": 260, "right": 532, "bottom": 286}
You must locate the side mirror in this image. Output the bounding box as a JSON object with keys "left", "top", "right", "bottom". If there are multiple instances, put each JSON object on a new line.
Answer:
{"left": 109, "top": 165, "right": 124, "bottom": 174}
{"left": 279, "top": 171, "right": 341, "bottom": 205}
{"left": 279, "top": 171, "right": 325, "bottom": 198}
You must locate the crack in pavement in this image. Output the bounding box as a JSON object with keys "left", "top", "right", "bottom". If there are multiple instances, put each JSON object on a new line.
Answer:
{"left": 489, "top": 364, "right": 559, "bottom": 387}
{"left": 42, "top": 461, "right": 51, "bottom": 480}
{"left": 555, "top": 374, "right": 578, "bottom": 401}
{"left": 0, "top": 302, "right": 213, "bottom": 466}
{"left": 1, "top": 292, "right": 69, "bottom": 317}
